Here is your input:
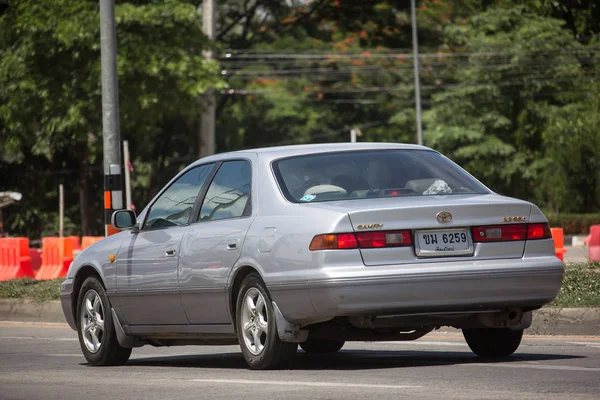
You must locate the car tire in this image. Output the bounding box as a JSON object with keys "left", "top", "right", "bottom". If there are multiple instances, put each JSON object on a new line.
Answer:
{"left": 300, "top": 338, "right": 345, "bottom": 354}
{"left": 462, "top": 328, "right": 523, "bottom": 358}
{"left": 235, "top": 273, "right": 298, "bottom": 370}
{"left": 76, "top": 277, "right": 132, "bottom": 366}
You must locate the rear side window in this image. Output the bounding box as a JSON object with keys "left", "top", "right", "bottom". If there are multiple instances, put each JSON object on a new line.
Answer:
{"left": 200, "top": 160, "right": 252, "bottom": 221}
{"left": 272, "top": 150, "right": 489, "bottom": 203}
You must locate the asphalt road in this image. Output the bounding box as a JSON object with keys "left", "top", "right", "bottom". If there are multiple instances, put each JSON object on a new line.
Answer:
{"left": 1, "top": 322, "right": 599, "bottom": 400}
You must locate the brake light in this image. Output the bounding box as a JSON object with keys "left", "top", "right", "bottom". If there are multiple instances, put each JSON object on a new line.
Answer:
{"left": 309, "top": 230, "right": 412, "bottom": 250}
{"left": 527, "top": 223, "right": 552, "bottom": 239}
{"left": 337, "top": 233, "right": 359, "bottom": 249}
{"left": 472, "top": 223, "right": 551, "bottom": 242}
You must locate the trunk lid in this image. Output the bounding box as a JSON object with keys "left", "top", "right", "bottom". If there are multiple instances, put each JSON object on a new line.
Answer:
{"left": 303, "top": 194, "right": 533, "bottom": 266}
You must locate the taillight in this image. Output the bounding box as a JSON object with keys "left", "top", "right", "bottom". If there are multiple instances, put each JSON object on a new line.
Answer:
{"left": 356, "top": 231, "right": 412, "bottom": 248}
{"left": 472, "top": 223, "right": 551, "bottom": 243}
{"left": 527, "top": 223, "right": 552, "bottom": 239}
{"left": 309, "top": 230, "right": 412, "bottom": 250}
{"left": 309, "top": 234, "right": 352, "bottom": 250}
{"left": 472, "top": 224, "right": 527, "bottom": 242}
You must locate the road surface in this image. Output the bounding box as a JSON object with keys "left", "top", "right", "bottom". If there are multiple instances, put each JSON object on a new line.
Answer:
{"left": 1, "top": 321, "right": 599, "bottom": 399}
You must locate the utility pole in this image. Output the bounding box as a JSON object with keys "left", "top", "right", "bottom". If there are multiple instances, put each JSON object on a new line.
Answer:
{"left": 59, "top": 184, "right": 64, "bottom": 237}
{"left": 123, "top": 140, "right": 132, "bottom": 210}
{"left": 200, "top": 0, "right": 216, "bottom": 158}
{"left": 411, "top": 0, "right": 423, "bottom": 146}
{"left": 100, "top": 0, "right": 123, "bottom": 236}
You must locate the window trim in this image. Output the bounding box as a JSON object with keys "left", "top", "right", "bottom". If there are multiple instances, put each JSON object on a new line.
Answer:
{"left": 270, "top": 149, "right": 491, "bottom": 204}
{"left": 140, "top": 162, "right": 218, "bottom": 232}
{"left": 193, "top": 158, "right": 254, "bottom": 224}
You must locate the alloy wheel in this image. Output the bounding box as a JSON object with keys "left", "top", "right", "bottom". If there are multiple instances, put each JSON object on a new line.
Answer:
{"left": 241, "top": 287, "right": 269, "bottom": 355}
{"left": 80, "top": 289, "right": 104, "bottom": 353}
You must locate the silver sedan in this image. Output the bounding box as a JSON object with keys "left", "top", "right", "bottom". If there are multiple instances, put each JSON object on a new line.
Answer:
{"left": 60, "top": 143, "right": 563, "bottom": 369}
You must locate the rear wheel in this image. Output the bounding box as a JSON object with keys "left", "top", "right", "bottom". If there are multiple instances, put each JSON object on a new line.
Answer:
{"left": 76, "top": 277, "right": 132, "bottom": 366}
{"left": 300, "top": 338, "right": 345, "bottom": 354}
{"left": 235, "top": 273, "right": 297, "bottom": 370}
{"left": 463, "top": 328, "right": 523, "bottom": 358}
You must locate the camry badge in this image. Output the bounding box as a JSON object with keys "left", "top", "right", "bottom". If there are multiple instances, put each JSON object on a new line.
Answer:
{"left": 436, "top": 211, "right": 452, "bottom": 223}
{"left": 357, "top": 223, "right": 383, "bottom": 230}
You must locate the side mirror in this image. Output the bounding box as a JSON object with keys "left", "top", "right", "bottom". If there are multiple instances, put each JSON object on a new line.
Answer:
{"left": 111, "top": 209, "right": 137, "bottom": 230}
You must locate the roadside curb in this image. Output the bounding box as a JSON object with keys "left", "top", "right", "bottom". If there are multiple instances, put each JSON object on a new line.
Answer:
{"left": 0, "top": 299, "right": 65, "bottom": 324}
{"left": 0, "top": 299, "right": 598, "bottom": 335}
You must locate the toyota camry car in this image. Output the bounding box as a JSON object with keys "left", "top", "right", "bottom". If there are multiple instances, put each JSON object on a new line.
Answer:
{"left": 60, "top": 143, "right": 563, "bottom": 369}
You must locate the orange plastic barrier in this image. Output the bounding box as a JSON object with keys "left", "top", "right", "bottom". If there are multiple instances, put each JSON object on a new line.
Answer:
{"left": 35, "top": 237, "right": 74, "bottom": 280}
{"left": 588, "top": 225, "right": 600, "bottom": 262}
{"left": 0, "top": 237, "right": 34, "bottom": 281}
{"left": 29, "top": 248, "right": 42, "bottom": 275}
{"left": 550, "top": 227, "right": 567, "bottom": 262}
{"left": 68, "top": 236, "right": 81, "bottom": 251}
{"left": 81, "top": 236, "right": 103, "bottom": 250}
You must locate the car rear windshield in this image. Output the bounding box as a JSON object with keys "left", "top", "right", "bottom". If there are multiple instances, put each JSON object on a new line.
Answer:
{"left": 272, "top": 149, "right": 490, "bottom": 203}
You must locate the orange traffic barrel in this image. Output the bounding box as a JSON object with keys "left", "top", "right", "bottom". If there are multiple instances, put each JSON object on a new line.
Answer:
{"left": 35, "top": 237, "right": 74, "bottom": 280}
{"left": 81, "top": 236, "right": 104, "bottom": 250}
{"left": 0, "top": 237, "right": 34, "bottom": 281}
{"left": 550, "top": 227, "right": 567, "bottom": 262}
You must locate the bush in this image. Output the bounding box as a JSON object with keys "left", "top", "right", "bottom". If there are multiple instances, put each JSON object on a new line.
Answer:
{"left": 551, "top": 262, "right": 600, "bottom": 307}
{"left": 0, "top": 278, "right": 61, "bottom": 302}
{"left": 545, "top": 213, "right": 600, "bottom": 235}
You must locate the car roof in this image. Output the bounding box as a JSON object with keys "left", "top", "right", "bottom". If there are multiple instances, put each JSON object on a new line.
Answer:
{"left": 190, "top": 142, "right": 433, "bottom": 166}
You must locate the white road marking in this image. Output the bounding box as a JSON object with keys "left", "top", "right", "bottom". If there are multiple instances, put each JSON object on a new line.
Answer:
{"left": 189, "top": 379, "right": 422, "bottom": 389}
{"left": 566, "top": 342, "right": 600, "bottom": 349}
{"left": 462, "top": 363, "right": 600, "bottom": 372}
{"left": 44, "top": 354, "right": 83, "bottom": 357}
{"left": 388, "top": 340, "right": 465, "bottom": 347}
{"left": 0, "top": 336, "right": 77, "bottom": 341}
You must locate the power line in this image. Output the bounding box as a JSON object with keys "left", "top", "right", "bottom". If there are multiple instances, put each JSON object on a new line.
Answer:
{"left": 221, "top": 73, "right": 600, "bottom": 95}
{"left": 220, "top": 46, "right": 599, "bottom": 61}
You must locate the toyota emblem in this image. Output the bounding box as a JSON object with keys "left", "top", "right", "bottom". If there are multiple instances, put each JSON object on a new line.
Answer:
{"left": 436, "top": 211, "right": 452, "bottom": 223}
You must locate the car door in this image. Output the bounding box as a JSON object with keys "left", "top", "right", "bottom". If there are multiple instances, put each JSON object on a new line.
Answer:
{"left": 115, "top": 163, "right": 216, "bottom": 325}
{"left": 179, "top": 158, "right": 255, "bottom": 324}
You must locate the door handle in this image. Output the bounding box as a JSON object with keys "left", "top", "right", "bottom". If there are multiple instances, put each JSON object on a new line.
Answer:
{"left": 227, "top": 241, "right": 237, "bottom": 250}
{"left": 165, "top": 249, "right": 177, "bottom": 257}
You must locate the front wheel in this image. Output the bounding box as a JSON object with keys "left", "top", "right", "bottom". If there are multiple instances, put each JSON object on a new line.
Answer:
{"left": 235, "top": 273, "right": 297, "bottom": 370}
{"left": 76, "top": 277, "right": 132, "bottom": 366}
{"left": 462, "top": 328, "right": 523, "bottom": 358}
{"left": 300, "top": 338, "right": 345, "bottom": 354}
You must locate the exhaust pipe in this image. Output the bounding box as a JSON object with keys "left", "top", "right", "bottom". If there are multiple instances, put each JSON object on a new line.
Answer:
{"left": 478, "top": 308, "right": 526, "bottom": 329}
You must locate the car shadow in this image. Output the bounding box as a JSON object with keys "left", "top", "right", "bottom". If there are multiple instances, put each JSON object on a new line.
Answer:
{"left": 121, "top": 349, "right": 585, "bottom": 371}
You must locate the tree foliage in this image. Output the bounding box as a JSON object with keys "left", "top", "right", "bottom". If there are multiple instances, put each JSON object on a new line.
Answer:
{"left": 0, "top": 0, "right": 598, "bottom": 238}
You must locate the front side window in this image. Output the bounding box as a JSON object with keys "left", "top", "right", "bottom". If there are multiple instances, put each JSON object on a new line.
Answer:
{"left": 144, "top": 164, "right": 214, "bottom": 229}
{"left": 273, "top": 150, "right": 489, "bottom": 203}
{"left": 200, "top": 160, "right": 252, "bottom": 221}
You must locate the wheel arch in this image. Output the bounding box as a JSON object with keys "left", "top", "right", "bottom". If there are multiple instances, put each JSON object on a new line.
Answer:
{"left": 71, "top": 265, "right": 105, "bottom": 326}
{"left": 228, "top": 265, "right": 261, "bottom": 329}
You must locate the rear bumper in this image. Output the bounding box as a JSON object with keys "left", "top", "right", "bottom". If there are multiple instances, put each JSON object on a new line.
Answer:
{"left": 60, "top": 278, "right": 77, "bottom": 330}
{"left": 298, "top": 256, "right": 563, "bottom": 321}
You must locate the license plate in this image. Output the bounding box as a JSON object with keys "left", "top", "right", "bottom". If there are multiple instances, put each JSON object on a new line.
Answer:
{"left": 415, "top": 229, "right": 474, "bottom": 257}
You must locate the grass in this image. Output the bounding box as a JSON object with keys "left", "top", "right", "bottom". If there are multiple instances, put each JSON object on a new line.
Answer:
{"left": 551, "top": 262, "right": 600, "bottom": 307}
{"left": 0, "top": 262, "right": 599, "bottom": 307}
{"left": 0, "top": 278, "right": 62, "bottom": 302}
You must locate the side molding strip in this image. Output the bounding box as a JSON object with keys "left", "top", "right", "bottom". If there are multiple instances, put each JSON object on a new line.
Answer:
{"left": 272, "top": 301, "right": 308, "bottom": 343}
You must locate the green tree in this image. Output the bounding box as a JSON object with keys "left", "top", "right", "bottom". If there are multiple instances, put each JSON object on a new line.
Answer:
{"left": 419, "top": 4, "right": 599, "bottom": 212}
{"left": 0, "top": 0, "right": 224, "bottom": 237}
